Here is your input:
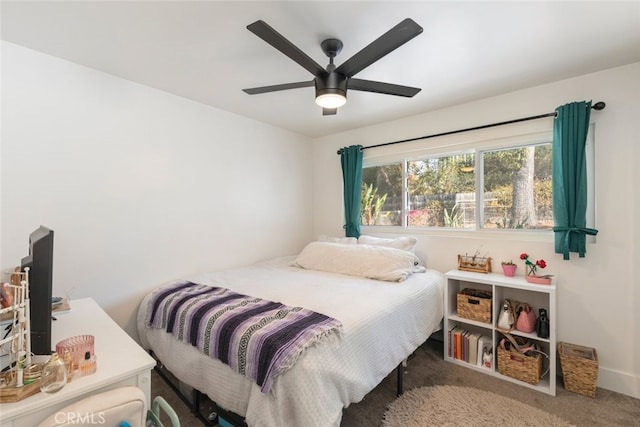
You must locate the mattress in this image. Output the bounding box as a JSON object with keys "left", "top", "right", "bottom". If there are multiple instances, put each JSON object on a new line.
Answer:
{"left": 137, "top": 256, "right": 444, "bottom": 427}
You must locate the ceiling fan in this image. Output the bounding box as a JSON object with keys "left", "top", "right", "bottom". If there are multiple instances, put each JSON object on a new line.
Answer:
{"left": 243, "top": 18, "right": 423, "bottom": 116}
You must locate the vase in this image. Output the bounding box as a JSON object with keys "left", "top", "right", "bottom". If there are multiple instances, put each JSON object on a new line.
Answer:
{"left": 525, "top": 275, "right": 553, "bottom": 285}
{"left": 501, "top": 264, "right": 517, "bottom": 277}
{"left": 40, "top": 352, "right": 67, "bottom": 394}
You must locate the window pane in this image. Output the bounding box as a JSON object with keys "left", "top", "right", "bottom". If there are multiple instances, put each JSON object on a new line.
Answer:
{"left": 407, "top": 154, "right": 475, "bottom": 228}
{"left": 482, "top": 144, "right": 552, "bottom": 229}
{"left": 361, "top": 163, "right": 403, "bottom": 226}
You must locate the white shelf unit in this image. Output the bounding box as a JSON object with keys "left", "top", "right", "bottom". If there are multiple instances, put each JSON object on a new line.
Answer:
{"left": 444, "top": 269, "right": 557, "bottom": 396}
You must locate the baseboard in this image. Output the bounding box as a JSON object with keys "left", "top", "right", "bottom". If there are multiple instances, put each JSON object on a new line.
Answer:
{"left": 595, "top": 367, "right": 639, "bottom": 399}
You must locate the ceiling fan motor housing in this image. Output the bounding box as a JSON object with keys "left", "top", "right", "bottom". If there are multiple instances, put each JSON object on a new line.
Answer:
{"left": 315, "top": 72, "right": 347, "bottom": 99}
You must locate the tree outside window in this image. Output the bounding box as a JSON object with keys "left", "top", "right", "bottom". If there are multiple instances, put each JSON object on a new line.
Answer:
{"left": 482, "top": 144, "right": 552, "bottom": 229}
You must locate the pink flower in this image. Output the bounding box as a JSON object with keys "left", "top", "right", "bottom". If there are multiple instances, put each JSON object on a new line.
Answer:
{"left": 521, "top": 253, "right": 547, "bottom": 276}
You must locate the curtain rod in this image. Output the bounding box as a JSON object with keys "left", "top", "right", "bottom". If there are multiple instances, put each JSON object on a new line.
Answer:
{"left": 336, "top": 101, "right": 606, "bottom": 154}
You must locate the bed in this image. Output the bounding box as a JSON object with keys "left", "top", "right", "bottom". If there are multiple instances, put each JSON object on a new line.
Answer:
{"left": 137, "top": 240, "right": 445, "bottom": 427}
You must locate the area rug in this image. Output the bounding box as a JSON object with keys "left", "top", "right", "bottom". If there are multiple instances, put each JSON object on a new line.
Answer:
{"left": 382, "top": 385, "right": 575, "bottom": 427}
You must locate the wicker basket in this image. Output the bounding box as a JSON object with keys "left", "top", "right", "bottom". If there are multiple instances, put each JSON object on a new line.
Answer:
{"left": 558, "top": 342, "right": 598, "bottom": 397}
{"left": 497, "top": 345, "right": 543, "bottom": 385}
{"left": 456, "top": 288, "right": 492, "bottom": 323}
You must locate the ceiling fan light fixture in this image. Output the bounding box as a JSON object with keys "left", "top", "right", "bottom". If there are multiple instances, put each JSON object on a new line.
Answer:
{"left": 244, "top": 19, "right": 423, "bottom": 114}
{"left": 315, "top": 89, "right": 347, "bottom": 109}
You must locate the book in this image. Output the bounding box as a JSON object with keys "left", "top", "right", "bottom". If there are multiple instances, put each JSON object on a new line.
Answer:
{"left": 52, "top": 298, "right": 71, "bottom": 315}
{"left": 455, "top": 328, "right": 464, "bottom": 360}
{"left": 447, "top": 325, "right": 456, "bottom": 357}
{"left": 463, "top": 330, "right": 472, "bottom": 362}
{"left": 468, "top": 332, "right": 481, "bottom": 365}
{"left": 461, "top": 329, "right": 468, "bottom": 361}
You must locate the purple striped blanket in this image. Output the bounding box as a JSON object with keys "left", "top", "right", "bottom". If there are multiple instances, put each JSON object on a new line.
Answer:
{"left": 146, "top": 281, "right": 342, "bottom": 393}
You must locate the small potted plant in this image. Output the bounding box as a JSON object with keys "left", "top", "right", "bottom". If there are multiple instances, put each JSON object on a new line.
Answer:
{"left": 501, "top": 260, "right": 517, "bottom": 277}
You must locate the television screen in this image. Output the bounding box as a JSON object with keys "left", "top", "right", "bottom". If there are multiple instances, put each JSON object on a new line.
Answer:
{"left": 21, "top": 226, "right": 54, "bottom": 355}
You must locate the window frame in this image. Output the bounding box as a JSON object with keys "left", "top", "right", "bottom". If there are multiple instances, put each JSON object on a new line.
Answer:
{"left": 360, "top": 127, "right": 596, "bottom": 242}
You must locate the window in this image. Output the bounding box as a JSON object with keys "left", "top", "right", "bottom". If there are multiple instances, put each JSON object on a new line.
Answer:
{"left": 407, "top": 153, "right": 476, "bottom": 229}
{"left": 361, "top": 163, "right": 403, "bottom": 226}
{"left": 361, "top": 141, "right": 554, "bottom": 231}
{"left": 481, "top": 144, "right": 552, "bottom": 229}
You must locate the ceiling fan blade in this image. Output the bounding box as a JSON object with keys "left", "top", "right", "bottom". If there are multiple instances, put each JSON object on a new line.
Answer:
{"left": 247, "top": 20, "right": 326, "bottom": 77}
{"left": 335, "top": 18, "right": 423, "bottom": 78}
{"left": 322, "top": 108, "right": 338, "bottom": 116}
{"left": 348, "top": 78, "right": 421, "bottom": 97}
{"left": 243, "top": 80, "right": 314, "bottom": 95}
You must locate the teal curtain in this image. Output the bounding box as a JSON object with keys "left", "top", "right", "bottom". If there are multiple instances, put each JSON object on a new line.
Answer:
{"left": 552, "top": 101, "right": 598, "bottom": 260}
{"left": 340, "top": 145, "right": 363, "bottom": 238}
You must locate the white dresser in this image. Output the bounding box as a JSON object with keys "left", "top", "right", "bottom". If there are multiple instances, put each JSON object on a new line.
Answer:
{"left": 0, "top": 298, "right": 156, "bottom": 426}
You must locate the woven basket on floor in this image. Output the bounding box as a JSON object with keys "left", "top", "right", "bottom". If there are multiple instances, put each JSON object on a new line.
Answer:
{"left": 558, "top": 342, "right": 598, "bottom": 397}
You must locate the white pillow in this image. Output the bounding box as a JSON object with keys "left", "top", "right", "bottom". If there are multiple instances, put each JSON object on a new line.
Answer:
{"left": 317, "top": 235, "right": 357, "bottom": 245}
{"left": 357, "top": 235, "right": 417, "bottom": 252}
{"left": 293, "top": 241, "right": 424, "bottom": 282}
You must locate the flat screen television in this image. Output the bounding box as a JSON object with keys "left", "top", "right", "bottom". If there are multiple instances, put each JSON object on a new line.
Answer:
{"left": 20, "top": 225, "right": 54, "bottom": 355}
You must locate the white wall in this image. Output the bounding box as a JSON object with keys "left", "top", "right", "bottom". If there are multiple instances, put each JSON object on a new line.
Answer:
{"left": 1, "top": 42, "right": 313, "bottom": 340}
{"left": 2, "top": 40, "right": 638, "bottom": 399}
{"left": 312, "top": 62, "right": 640, "bottom": 398}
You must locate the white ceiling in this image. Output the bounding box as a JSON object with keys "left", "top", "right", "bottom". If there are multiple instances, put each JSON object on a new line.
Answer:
{"left": 2, "top": 1, "right": 639, "bottom": 138}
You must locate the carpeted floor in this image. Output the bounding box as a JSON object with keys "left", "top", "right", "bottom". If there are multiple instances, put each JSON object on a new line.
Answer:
{"left": 381, "top": 385, "right": 575, "bottom": 426}
{"left": 151, "top": 339, "right": 640, "bottom": 426}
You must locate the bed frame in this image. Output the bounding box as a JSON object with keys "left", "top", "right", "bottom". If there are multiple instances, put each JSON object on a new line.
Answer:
{"left": 151, "top": 350, "right": 408, "bottom": 427}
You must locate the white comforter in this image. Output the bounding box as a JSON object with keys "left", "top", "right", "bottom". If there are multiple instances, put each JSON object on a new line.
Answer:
{"left": 137, "top": 257, "right": 444, "bottom": 427}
